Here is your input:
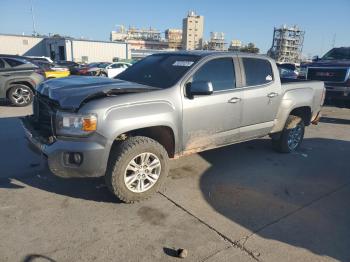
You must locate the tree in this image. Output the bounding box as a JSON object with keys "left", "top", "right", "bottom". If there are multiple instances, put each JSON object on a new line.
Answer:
{"left": 240, "top": 43, "right": 259, "bottom": 54}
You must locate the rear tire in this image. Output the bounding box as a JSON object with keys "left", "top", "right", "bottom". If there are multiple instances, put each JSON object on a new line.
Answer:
{"left": 7, "top": 84, "right": 34, "bottom": 107}
{"left": 272, "top": 115, "right": 305, "bottom": 153}
{"left": 105, "top": 136, "right": 169, "bottom": 203}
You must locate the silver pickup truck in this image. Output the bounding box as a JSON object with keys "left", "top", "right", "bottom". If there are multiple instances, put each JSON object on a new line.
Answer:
{"left": 22, "top": 51, "right": 325, "bottom": 203}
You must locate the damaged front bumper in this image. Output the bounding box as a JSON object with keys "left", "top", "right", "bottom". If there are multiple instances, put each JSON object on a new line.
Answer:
{"left": 21, "top": 116, "right": 110, "bottom": 178}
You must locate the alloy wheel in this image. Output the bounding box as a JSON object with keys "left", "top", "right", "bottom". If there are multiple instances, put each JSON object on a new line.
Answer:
{"left": 123, "top": 152, "right": 161, "bottom": 193}
{"left": 11, "top": 87, "right": 32, "bottom": 105}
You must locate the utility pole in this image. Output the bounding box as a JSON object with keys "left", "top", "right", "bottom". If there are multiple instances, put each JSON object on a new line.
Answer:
{"left": 30, "top": 0, "right": 37, "bottom": 36}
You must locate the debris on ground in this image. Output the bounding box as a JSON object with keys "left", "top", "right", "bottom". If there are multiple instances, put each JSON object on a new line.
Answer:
{"left": 177, "top": 248, "right": 188, "bottom": 258}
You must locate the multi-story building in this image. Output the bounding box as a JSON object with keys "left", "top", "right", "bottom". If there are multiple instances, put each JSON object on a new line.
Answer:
{"left": 111, "top": 25, "right": 167, "bottom": 50}
{"left": 206, "top": 32, "right": 226, "bottom": 51}
{"left": 165, "top": 29, "right": 182, "bottom": 50}
{"left": 182, "top": 11, "right": 204, "bottom": 50}
{"left": 268, "top": 25, "right": 305, "bottom": 63}
{"left": 228, "top": 40, "right": 242, "bottom": 51}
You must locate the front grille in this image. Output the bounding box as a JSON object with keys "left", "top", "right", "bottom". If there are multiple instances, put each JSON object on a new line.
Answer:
{"left": 32, "top": 93, "right": 57, "bottom": 138}
{"left": 307, "top": 67, "right": 348, "bottom": 82}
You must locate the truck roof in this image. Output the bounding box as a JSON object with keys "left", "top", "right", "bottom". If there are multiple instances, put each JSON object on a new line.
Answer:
{"left": 154, "top": 50, "right": 271, "bottom": 60}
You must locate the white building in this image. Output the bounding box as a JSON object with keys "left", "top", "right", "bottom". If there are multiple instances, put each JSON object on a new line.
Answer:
{"left": 0, "top": 33, "right": 130, "bottom": 63}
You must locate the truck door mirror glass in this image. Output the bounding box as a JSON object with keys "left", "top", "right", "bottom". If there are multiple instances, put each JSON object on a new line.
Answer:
{"left": 187, "top": 81, "right": 213, "bottom": 98}
{"left": 312, "top": 55, "right": 319, "bottom": 62}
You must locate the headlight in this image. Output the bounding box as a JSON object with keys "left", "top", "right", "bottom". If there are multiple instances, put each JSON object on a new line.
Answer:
{"left": 56, "top": 112, "right": 97, "bottom": 136}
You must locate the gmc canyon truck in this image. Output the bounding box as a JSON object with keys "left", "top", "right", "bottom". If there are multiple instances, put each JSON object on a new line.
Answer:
{"left": 302, "top": 47, "right": 350, "bottom": 102}
{"left": 22, "top": 52, "right": 325, "bottom": 203}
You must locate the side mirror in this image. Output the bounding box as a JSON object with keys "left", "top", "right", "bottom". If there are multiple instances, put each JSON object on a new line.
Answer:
{"left": 186, "top": 81, "right": 213, "bottom": 98}
{"left": 312, "top": 55, "right": 319, "bottom": 62}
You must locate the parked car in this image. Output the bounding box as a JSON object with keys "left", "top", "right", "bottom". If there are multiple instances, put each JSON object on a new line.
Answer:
{"left": 83, "top": 62, "right": 132, "bottom": 78}
{"left": 22, "top": 52, "right": 325, "bottom": 203}
{"left": 74, "top": 62, "right": 110, "bottom": 76}
{"left": 302, "top": 47, "right": 350, "bottom": 101}
{"left": 0, "top": 55, "right": 44, "bottom": 106}
{"left": 43, "top": 67, "right": 70, "bottom": 79}
{"left": 85, "top": 62, "right": 111, "bottom": 77}
{"left": 104, "top": 62, "right": 132, "bottom": 78}
{"left": 55, "top": 60, "right": 82, "bottom": 75}
{"left": 28, "top": 60, "right": 70, "bottom": 79}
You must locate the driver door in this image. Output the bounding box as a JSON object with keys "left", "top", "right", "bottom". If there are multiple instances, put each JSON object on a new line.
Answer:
{"left": 182, "top": 56, "right": 243, "bottom": 153}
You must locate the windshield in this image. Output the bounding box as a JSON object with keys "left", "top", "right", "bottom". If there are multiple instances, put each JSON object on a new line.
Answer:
{"left": 116, "top": 54, "right": 200, "bottom": 88}
{"left": 321, "top": 48, "right": 350, "bottom": 60}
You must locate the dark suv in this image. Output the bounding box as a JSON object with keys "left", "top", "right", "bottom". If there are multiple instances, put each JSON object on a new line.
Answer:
{"left": 0, "top": 55, "right": 44, "bottom": 106}
{"left": 303, "top": 47, "right": 350, "bottom": 101}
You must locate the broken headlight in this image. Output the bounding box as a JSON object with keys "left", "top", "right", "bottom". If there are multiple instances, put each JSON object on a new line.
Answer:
{"left": 56, "top": 111, "right": 97, "bottom": 136}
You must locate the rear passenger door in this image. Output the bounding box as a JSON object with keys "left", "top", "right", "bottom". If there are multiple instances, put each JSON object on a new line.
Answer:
{"left": 239, "top": 57, "right": 281, "bottom": 139}
{"left": 182, "top": 56, "right": 243, "bottom": 152}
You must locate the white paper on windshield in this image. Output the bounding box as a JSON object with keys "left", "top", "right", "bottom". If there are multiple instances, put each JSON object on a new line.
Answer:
{"left": 63, "top": 117, "right": 70, "bottom": 127}
{"left": 172, "top": 61, "right": 194, "bottom": 67}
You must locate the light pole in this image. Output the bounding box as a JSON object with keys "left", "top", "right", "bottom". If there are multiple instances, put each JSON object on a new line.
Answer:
{"left": 30, "top": 0, "right": 37, "bottom": 35}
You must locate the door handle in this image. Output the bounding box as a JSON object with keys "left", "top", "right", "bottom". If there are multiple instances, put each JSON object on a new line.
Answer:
{"left": 267, "top": 92, "right": 278, "bottom": 98}
{"left": 228, "top": 97, "right": 241, "bottom": 103}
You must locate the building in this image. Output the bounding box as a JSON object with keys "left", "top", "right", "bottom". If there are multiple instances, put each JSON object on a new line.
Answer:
{"left": 206, "top": 32, "right": 226, "bottom": 51}
{"left": 111, "top": 25, "right": 168, "bottom": 50}
{"left": 228, "top": 40, "right": 242, "bottom": 51}
{"left": 131, "top": 49, "right": 171, "bottom": 60}
{"left": 268, "top": 25, "right": 305, "bottom": 63}
{"left": 117, "top": 39, "right": 168, "bottom": 50}
{"left": 165, "top": 29, "right": 182, "bottom": 50}
{"left": 111, "top": 25, "right": 161, "bottom": 42}
{"left": 182, "top": 11, "right": 204, "bottom": 50}
{"left": 0, "top": 33, "right": 130, "bottom": 63}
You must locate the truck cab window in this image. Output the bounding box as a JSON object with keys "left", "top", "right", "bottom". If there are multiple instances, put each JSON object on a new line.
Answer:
{"left": 192, "top": 58, "right": 235, "bottom": 91}
{"left": 243, "top": 58, "right": 273, "bottom": 86}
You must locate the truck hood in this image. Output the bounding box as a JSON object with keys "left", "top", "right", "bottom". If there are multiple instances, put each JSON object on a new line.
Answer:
{"left": 304, "top": 60, "right": 350, "bottom": 68}
{"left": 36, "top": 76, "right": 159, "bottom": 109}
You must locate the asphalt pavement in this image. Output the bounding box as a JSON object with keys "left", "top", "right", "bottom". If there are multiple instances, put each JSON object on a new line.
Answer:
{"left": 0, "top": 104, "right": 349, "bottom": 262}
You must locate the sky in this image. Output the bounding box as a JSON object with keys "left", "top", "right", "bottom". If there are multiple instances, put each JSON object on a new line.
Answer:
{"left": 1, "top": 0, "right": 349, "bottom": 57}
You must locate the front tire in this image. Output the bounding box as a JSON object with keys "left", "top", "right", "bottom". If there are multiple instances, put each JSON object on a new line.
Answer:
{"left": 7, "top": 84, "right": 34, "bottom": 107}
{"left": 105, "top": 136, "right": 169, "bottom": 203}
{"left": 272, "top": 115, "right": 305, "bottom": 153}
